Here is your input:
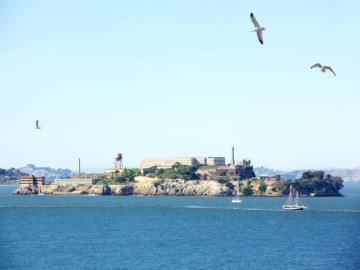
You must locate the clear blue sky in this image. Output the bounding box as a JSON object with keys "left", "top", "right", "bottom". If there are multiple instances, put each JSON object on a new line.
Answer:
{"left": 1, "top": 1, "right": 359, "bottom": 171}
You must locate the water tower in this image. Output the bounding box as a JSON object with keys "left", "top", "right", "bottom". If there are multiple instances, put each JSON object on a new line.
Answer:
{"left": 113, "top": 153, "right": 123, "bottom": 170}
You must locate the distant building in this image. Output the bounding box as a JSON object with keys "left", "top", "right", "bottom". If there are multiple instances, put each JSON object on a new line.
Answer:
{"left": 53, "top": 179, "right": 100, "bottom": 185}
{"left": 19, "top": 175, "right": 44, "bottom": 187}
{"left": 139, "top": 156, "right": 225, "bottom": 169}
{"left": 207, "top": 157, "right": 226, "bottom": 166}
{"left": 104, "top": 168, "right": 124, "bottom": 174}
{"left": 236, "top": 159, "right": 251, "bottom": 167}
{"left": 140, "top": 166, "right": 157, "bottom": 174}
{"left": 258, "top": 174, "right": 271, "bottom": 180}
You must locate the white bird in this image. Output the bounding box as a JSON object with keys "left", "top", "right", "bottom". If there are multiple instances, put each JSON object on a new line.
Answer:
{"left": 35, "top": 120, "right": 41, "bottom": 129}
{"left": 250, "top": 13, "right": 265, "bottom": 45}
{"left": 310, "top": 63, "right": 336, "bottom": 76}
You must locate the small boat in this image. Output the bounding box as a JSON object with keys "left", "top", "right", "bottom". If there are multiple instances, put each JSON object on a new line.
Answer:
{"left": 283, "top": 186, "right": 306, "bottom": 211}
{"left": 232, "top": 179, "right": 242, "bottom": 203}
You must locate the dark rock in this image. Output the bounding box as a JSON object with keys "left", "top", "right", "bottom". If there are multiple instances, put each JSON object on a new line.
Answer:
{"left": 102, "top": 185, "right": 111, "bottom": 195}
{"left": 12, "top": 186, "right": 37, "bottom": 195}
{"left": 110, "top": 185, "right": 134, "bottom": 195}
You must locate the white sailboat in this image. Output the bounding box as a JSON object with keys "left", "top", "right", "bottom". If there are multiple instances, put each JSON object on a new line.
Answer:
{"left": 283, "top": 186, "right": 306, "bottom": 211}
{"left": 37, "top": 185, "right": 44, "bottom": 196}
{"left": 232, "top": 179, "right": 242, "bottom": 203}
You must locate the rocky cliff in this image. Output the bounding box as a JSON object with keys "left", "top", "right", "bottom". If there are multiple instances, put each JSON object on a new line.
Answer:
{"left": 12, "top": 176, "right": 343, "bottom": 197}
{"left": 12, "top": 178, "right": 233, "bottom": 196}
{"left": 12, "top": 184, "right": 133, "bottom": 196}
{"left": 133, "top": 179, "right": 232, "bottom": 196}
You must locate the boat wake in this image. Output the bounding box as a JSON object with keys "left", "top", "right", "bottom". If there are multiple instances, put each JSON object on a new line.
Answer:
{"left": 182, "top": 206, "right": 360, "bottom": 213}
{"left": 1, "top": 205, "right": 359, "bottom": 213}
{"left": 310, "top": 209, "right": 360, "bottom": 213}
{"left": 184, "top": 205, "right": 283, "bottom": 212}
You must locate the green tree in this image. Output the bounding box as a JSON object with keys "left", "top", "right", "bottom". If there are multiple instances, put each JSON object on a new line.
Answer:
{"left": 120, "top": 168, "right": 140, "bottom": 182}
{"left": 115, "top": 176, "right": 126, "bottom": 183}
{"left": 258, "top": 184, "right": 267, "bottom": 194}
{"left": 217, "top": 177, "right": 230, "bottom": 184}
{"left": 297, "top": 171, "right": 343, "bottom": 194}
{"left": 242, "top": 186, "right": 253, "bottom": 196}
{"left": 225, "top": 181, "right": 234, "bottom": 190}
{"left": 301, "top": 170, "right": 325, "bottom": 180}
{"left": 330, "top": 176, "right": 343, "bottom": 191}
{"left": 154, "top": 168, "right": 164, "bottom": 176}
{"left": 217, "top": 170, "right": 228, "bottom": 176}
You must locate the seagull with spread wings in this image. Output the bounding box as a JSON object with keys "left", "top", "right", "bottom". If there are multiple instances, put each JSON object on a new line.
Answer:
{"left": 250, "top": 13, "right": 266, "bottom": 45}
{"left": 311, "top": 63, "right": 336, "bottom": 76}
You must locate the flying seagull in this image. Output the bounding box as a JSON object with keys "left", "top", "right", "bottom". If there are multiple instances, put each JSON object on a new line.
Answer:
{"left": 35, "top": 120, "right": 41, "bottom": 129}
{"left": 310, "top": 63, "right": 336, "bottom": 76}
{"left": 250, "top": 13, "right": 266, "bottom": 45}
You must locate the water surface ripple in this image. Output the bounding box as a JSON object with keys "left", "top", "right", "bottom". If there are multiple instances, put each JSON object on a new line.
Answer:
{"left": 1, "top": 184, "right": 359, "bottom": 270}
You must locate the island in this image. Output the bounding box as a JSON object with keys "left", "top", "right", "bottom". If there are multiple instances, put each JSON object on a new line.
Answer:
{"left": 12, "top": 164, "right": 344, "bottom": 196}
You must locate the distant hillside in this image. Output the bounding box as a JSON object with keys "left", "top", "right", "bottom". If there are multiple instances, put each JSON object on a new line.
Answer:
{"left": 0, "top": 167, "right": 28, "bottom": 184}
{"left": 254, "top": 167, "right": 360, "bottom": 182}
{"left": 19, "top": 164, "right": 73, "bottom": 180}
{"left": 0, "top": 164, "right": 74, "bottom": 184}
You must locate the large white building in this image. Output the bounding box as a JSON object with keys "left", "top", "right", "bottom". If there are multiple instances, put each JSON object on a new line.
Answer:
{"left": 53, "top": 178, "right": 100, "bottom": 185}
{"left": 139, "top": 156, "right": 225, "bottom": 169}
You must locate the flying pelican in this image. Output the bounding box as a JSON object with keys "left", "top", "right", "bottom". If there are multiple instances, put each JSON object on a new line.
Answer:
{"left": 250, "top": 13, "right": 266, "bottom": 45}
{"left": 310, "top": 63, "right": 336, "bottom": 76}
{"left": 35, "top": 120, "right": 41, "bottom": 129}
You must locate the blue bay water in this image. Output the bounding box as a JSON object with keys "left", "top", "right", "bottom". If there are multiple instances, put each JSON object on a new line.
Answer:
{"left": 1, "top": 184, "right": 359, "bottom": 270}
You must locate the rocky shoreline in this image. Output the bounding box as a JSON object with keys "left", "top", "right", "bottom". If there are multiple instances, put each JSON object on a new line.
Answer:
{"left": 13, "top": 180, "right": 232, "bottom": 196}
{"left": 12, "top": 177, "right": 342, "bottom": 197}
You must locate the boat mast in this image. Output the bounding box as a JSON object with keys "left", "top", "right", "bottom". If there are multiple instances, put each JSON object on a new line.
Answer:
{"left": 237, "top": 178, "right": 239, "bottom": 199}
{"left": 287, "top": 185, "right": 293, "bottom": 205}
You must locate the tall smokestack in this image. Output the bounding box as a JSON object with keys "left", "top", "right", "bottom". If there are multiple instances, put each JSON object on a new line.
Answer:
{"left": 78, "top": 158, "right": 81, "bottom": 175}
{"left": 231, "top": 146, "right": 235, "bottom": 166}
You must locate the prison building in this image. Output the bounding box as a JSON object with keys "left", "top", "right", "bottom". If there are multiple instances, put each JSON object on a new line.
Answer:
{"left": 139, "top": 156, "right": 225, "bottom": 169}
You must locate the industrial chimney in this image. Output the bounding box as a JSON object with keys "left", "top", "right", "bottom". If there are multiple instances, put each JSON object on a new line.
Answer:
{"left": 78, "top": 158, "right": 81, "bottom": 175}
{"left": 231, "top": 146, "right": 235, "bottom": 166}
